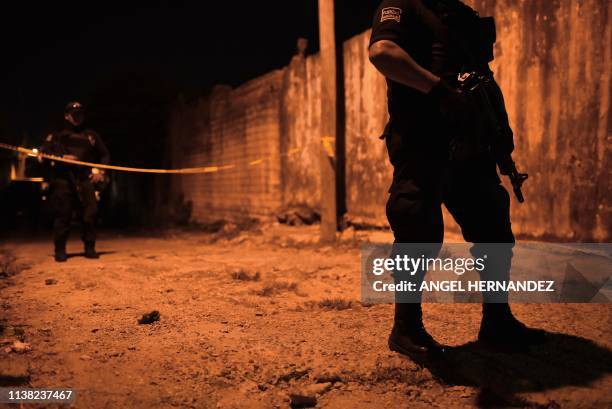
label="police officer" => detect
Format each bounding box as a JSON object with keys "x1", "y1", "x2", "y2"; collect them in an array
[
  {"x1": 368, "y1": 0, "x2": 544, "y2": 356},
  {"x1": 41, "y1": 102, "x2": 110, "y2": 262}
]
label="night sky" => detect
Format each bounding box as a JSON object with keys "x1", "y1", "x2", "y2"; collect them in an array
[{"x1": 1, "y1": 0, "x2": 381, "y2": 154}]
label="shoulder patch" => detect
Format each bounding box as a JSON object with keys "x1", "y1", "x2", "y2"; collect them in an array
[
  {"x1": 87, "y1": 133, "x2": 96, "y2": 146},
  {"x1": 46, "y1": 134, "x2": 54, "y2": 142},
  {"x1": 381, "y1": 7, "x2": 402, "y2": 23}
]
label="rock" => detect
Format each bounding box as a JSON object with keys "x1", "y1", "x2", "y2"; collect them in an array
[
  {"x1": 303, "y1": 382, "x2": 332, "y2": 395},
  {"x1": 230, "y1": 269, "x2": 260, "y2": 282},
  {"x1": 80, "y1": 354, "x2": 92, "y2": 361},
  {"x1": 313, "y1": 370, "x2": 344, "y2": 383},
  {"x1": 231, "y1": 236, "x2": 249, "y2": 244},
  {"x1": 275, "y1": 368, "x2": 309, "y2": 384},
  {"x1": 288, "y1": 382, "x2": 331, "y2": 408},
  {"x1": 138, "y1": 310, "x2": 160, "y2": 324},
  {"x1": 289, "y1": 392, "x2": 317, "y2": 408},
  {"x1": 45, "y1": 278, "x2": 58, "y2": 285},
  {"x1": 3, "y1": 340, "x2": 31, "y2": 353}
]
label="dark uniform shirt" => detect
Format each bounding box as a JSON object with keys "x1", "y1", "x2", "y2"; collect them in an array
[
  {"x1": 41, "y1": 125, "x2": 110, "y2": 180},
  {"x1": 370, "y1": 0, "x2": 495, "y2": 127},
  {"x1": 369, "y1": 0, "x2": 504, "y2": 194}
]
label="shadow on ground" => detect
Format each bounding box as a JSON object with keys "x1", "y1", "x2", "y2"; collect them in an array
[
  {"x1": 415, "y1": 331, "x2": 612, "y2": 408},
  {"x1": 65, "y1": 250, "x2": 116, "y2": 259}
]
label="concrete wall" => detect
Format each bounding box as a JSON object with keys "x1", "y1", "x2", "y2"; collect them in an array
[
  {"x1": 343, "y1": 31, "x2": 391, "y2": 227},
  {"x1": 168, "y1": 70, "x2": 285, "y2": 222},
  {"x1": 168, "y1": 0, "x2": 610, "y2": 241},
  {"x1": 168, "y1": 53, "x2": 323, "y2": 223},
  {"x1": 469, "y1": 0, "x2": 611, "y2": 241},
  {"x1": 279, "y1": 54, "x2": 323, "y2": 211}
]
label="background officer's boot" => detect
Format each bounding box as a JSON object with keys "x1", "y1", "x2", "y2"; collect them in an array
[
  {"x1": 388, "y1": 303, "x2": 445, "y2": 358},
  {"x1": 54, "y1": 241, "x2": 68, "y2": 262},
  {"x1": 84, "y1": 241, "x2": 99, "y2": 259},
  {"x1": 478, "y1": 303, "x2": 546, "y2": 351}
]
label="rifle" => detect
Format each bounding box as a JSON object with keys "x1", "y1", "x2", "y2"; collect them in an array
[
  {"x1": 457, "y1": 72, "x2": 528, "y2": 203},
  {"x1": 503, "y1": 160, "x2": 528, "y2": 203}
]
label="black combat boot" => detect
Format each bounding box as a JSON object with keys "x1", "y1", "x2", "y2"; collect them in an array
[
  {"x1": 388, "y1": 303, "x2": 445, "y2": 358},
  {"x1": 54, "y1": 241, "x2": 68, "y2": 262},
  {"x1": 478, "y1": 303, "x2": 546, "y2": 351},
  {"x1": 84, "y1": 241, "x2": 99, "y2": 259}
]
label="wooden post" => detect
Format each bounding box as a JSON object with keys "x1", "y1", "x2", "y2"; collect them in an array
[{"x1": 318, "y1": 0, "x2": 337, "y2": 243}]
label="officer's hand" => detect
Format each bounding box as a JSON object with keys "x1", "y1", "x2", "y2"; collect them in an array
[
  {"x1": 428, "y1": 80, "x2": 475, "y2": 126},
  {"x1": 497, "y1": 154, "x2": 516, "y2": 176},
  {"x1": 90, "y1": 167, "x2": 105, "y2": 184},
  {"x1": 31, "y1": 148, "x2": 43, "y2": 163},
  {"x1": 90, "y1": 172, "x2": 105, "y2": 184}
]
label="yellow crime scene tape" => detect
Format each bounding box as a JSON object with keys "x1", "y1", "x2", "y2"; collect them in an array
[{"x1": 0, "y1": 138, "x2": 335, "y2": 180}]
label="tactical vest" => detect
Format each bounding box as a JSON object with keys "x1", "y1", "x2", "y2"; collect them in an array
[{"x1": 426, "y1": 0, "x2": 497, "y2": 75}]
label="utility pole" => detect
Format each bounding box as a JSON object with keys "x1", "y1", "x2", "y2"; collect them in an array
[{"x1": 318, "y1": 0, "x2": 337, "y2": 243}]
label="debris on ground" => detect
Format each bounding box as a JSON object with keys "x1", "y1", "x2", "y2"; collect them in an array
[
  {"x1": 287, "y1": 381, "x2": 333, "y2": 408},
  {"x1": 45, "y1": 278, "x2": 58, "y2": 285},
  {"x1": 277, "y1": 206, "x2": 320, "y2": 226},
  {"x1": 312, "y1": 370, "x2": 345, "y2": 384},
  {"x1": 2, "y1": 340, "x2": 31, "y2": 354},
  {"x1": 256, "y1": 281, "x2": 299, "y2": 297},
  {"x1": 0, "y1": 249, "x2": 28, "y2": 278},
  {"x1": 193, "y1": 218, "x2": 262, "y2": 243},
  {"x1": 230, "y1": 269, "x2": 261, "y2": 282},
  {"x1": 138, "y1": 311, "x2": 160, "y2": 325},
  {"x1": 289, "y1": 391, "x2": 317, "y2": 408},
  {"x1": 314, "y1": 298, "x2": 354, "y2": 311}
]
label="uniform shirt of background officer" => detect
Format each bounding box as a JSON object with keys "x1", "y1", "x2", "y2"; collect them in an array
[
  {"x1": 41, "y1": 102, "x2": 110, "y2": 261},
  {"x1": 43, "y1": 103, "x2": 110, "y2": 179}
]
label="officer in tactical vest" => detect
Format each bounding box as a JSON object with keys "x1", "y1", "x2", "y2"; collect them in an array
[
  {"x1": 41, "y1": 102, "x2": 110, "y2": 262},
  {"x1": 369, "y1": 0, "x2": 543, "y2": 356}
]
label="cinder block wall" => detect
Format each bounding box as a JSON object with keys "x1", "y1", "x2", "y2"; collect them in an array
[
  {"x1": 168, "y1": 70, "x2": 286, "y2": 222},
  {"x1": 168, "y1": 54, "x2": 323, "y2": 223},
  {"x1": 168, "y1": 0, "x2": 610, "y2": 241}
]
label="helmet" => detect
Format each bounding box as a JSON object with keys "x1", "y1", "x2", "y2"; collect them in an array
[
  {"x1": 64, "y1": 101, "x2": 85, "y2": 126},
  {"x1": 65, "y1": 101, "x2": 84, "y2": 114}
]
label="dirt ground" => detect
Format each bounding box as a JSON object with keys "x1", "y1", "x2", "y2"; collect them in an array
[{"x1": 1, "y1": 224, "x2": 611, "y2": 409}]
